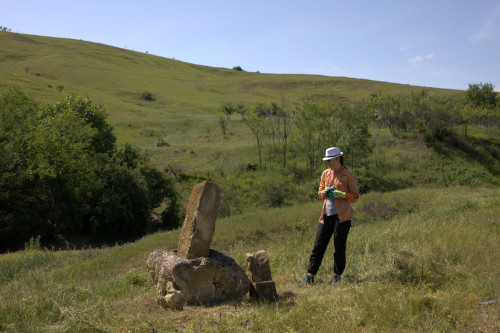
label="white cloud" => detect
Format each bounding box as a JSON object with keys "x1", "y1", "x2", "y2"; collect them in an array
[
  {"x1": 408, "y1": 54, "x2": 435, "y2": 64},
  {"x1": 470, "y1": 3, "x2": 500, "y2": 44}
]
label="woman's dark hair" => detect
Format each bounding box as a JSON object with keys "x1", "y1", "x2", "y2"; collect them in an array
[{"x1": 339, "y1": 155, "x2": 344, "y2": 166}]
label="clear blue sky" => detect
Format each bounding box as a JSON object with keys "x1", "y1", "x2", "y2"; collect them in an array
[{"x1": 2, "y1": 0, "x2": 500, "y2": 91}]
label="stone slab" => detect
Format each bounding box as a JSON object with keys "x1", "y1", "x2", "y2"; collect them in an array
[
  {"x1": 249, "y1": 281, "x2": 278, "y2": 302},
  {"x1": 177, "y1": 181, "x2": 222, "y2": 259},
  {"x1": 246, "y1": 250, "x2": 273, "y2": 282}
]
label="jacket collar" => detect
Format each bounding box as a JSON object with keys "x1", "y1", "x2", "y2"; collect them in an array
[{"x1": 329, "y1": 165, "x2": 345, "y2": 176}]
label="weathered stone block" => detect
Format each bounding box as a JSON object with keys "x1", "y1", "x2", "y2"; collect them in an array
[
  {"x1": 146, "y1": 249, "x2": 249, "y2": 310},
  {"x1": 177, "y1": 181, "x2": 222, "y2": 259},
  {"x1": 246, "y1": 250, "x2": 272, "y2": 282},
  {"x1": 249, "y1": 281, "x2": 278, "y2": 301},
  {"x1": 246, "y1": 250, "x2": 278, "y2": 302}
]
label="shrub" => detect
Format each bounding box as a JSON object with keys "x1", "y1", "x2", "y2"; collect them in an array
[
  {"x1": 125, "y1": 269, "x2": 147, "y2": 286},
  {"x1": 0, "y1": 87, "x2": 55, "y2": 251},
  {"x1": 160, "y1": 196, "x2": 183, "y2": 230},
  {"x1": 0, "y1": 87, "x2": 180, "y2": 250},
  {"x1": 232, "y1": 66, "x2": 243, "y2": 71},
  {"x1": 89, "y1": 162, "x2": 150, "y2": 239},
  {"x1": 253, "y1": 173, "x2": 296, "y2": 208},
  {"x1": 142, "y1": 91, "x2": 154, "y2": 101},
  {"x1": 140, "y1": 165, "x2": 175, "y2": 209},
  {"x1": 218, "y1": 185, "x2": 243, "y2": 218}
]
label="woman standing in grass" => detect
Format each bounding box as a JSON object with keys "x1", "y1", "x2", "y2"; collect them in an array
[{"x1": 301, "y1": 147, "x2": 360, "y2": 285}]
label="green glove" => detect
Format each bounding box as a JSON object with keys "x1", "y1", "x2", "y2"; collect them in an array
[
  {"x1": 333, "y1": 190, "x2": 346, "y2": 199},
  {"x1": 327, "y1": 190, "x2": 336, "y2": 199},
  {"x1": 322, "y1": 186, "x2": 333, "y2": 195}
]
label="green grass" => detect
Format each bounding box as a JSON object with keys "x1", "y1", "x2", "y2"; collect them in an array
[
  {"x1": 0, "y1": 32, "x2": 465, "y2": 167},
  {"x1": 1, "y1": 187, "x2": 498, "y2": 332},
  {"x1": 3, "y1": 31, "x2": 494, "y2": 200}
]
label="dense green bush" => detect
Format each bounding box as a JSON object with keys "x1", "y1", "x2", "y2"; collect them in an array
[
  {"x1": 0, "y1": 87, "x2": 53, "y2": 249},
  {"x1": 89, "y1": 162, "x2": 150, "y2": 238},
  {"x1": 0, "y1": 87, "x2": 180, "y2": 251},
  {"x1": 160, "y1": 196, "x2": 183, "y2": 230}
]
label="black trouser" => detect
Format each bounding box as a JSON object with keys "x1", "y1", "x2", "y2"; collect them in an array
[{"x1": 307, "y1": 215, "x2": 351, "y2": 276}]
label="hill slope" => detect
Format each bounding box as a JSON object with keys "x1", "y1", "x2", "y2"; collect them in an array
[
  {"x1": 2, "y1": 31, "x2": 498, "y2": 202},
  {"x1": 0, "y1": 32, "x2": 463, "y2": 142}
]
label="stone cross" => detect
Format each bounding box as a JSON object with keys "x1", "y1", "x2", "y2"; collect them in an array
[{"x1": 177, "y1": 181, "x2": 222, "y2": 259}]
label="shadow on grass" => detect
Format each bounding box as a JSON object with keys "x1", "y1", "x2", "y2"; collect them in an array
[
  {"x1": 245, "y1": 290, "x2": 297, "y2": 307},
  {"x1": 344, "y1": 275, "x2": 370, "y2": 284},
  {"x1": 432, "y1": 132, "x2": 500, "y2": 177}
]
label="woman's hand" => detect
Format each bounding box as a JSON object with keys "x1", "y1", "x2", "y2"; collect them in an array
[
  {"x1": 333, "y1": 190, "x2": 346, "y2": 199},
  {"x1": 322, "y1": 186, "x2": 333, "y2": 194}
]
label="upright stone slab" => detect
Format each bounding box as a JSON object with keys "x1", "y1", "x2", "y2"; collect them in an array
[
  {"x1": 178, "y1": 181, "x2": 222, "y2": 259},
  {"x1": 246, "y1": 250, "x2": 278, "y2": 302},
  {"x1": 246, "y1": 250, "x2": 272, "y2": 282}
]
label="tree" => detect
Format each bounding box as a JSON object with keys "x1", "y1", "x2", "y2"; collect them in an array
[
  {"x1": 219, "y1": 116, "x2": 227, "y2": 135},
  {"x1": 291, "y1": 101, "x2": 371, "y2": 174},
  {"x1": 0, "y1": 87, "x2": 48, "y2": 250},
  {"x1": 466, "y1": 83, "x2": 498, "y2": 109},
  {"x1": 241, "y1": 101, "x2": 295, "y2": 168},
  {"x1": 335, "y1": 104, "x2": 371, "y2": 170},
  {"x1": 365, "y1": 94, "x2": 401, "y2": 133},
  {"x1": 0, "y1": 87, "x2": 180, "y2": 250},
  {"x1": 278, "y1": 98, "x2": 295, "y2": 168},
  {"x1": 160, "y1": 194, "x2": 182, "y2": 230},
  {"x1": 28, "y1": 101, "x2": 100, "y2": 232},
  {"x1": 243, "y1": 104, "x2": 269, "y2": 165},
  {"x1": 220, "y1": 103, "x2": 236, "y2": 120},
  {"x1": 47, "y1": 95, "x2": 116, "y2": 154},
  {"x1": 89, "y1": 161, "x2": 150, "y2": 238},
  {"x1": 291, "y1": 102, "x2": 334, "y2": 175},
  {"x1": 91, "y1": 144, "x2": 180, "y2": 237},
  {"x1": 465, "y1": 83, "x2": 499, "y2": 134}
]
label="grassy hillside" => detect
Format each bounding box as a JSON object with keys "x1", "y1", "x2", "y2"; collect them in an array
[
  {"x1": 0, "y1": 32, "x2": 464, "y2": 106},
  {"x1": 3, "y1": 32, "x2": 483, "y2": 174},
  {"x1": 2, "y1": 32, "x2": 498, "y2": 197},
  {"x1": 2, "y1": 30, "x2": 499, "y2": 219},
  {"x1": 0, "y1": 32, "x2": 464, "y2": 149},
  {"x1": 2, "y1": 32, "x2": 484, "y2": 182},
  {"x1": 0, "y1": 187, "x2": 498, "y2": 332}
]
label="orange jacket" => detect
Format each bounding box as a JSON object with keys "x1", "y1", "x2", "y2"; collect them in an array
[{"x1": 318, "y1": 166, "x2": 360, "y2": 223}]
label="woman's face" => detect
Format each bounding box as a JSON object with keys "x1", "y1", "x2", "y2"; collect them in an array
[{"x1": 326, "y1": 157, "x2": 341, "y2": 169}]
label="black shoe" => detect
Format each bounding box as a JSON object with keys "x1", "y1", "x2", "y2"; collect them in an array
[
  {"x1": 329, "y1": 274, "x2": 341, "y2": 284},
  {"x1": 300, "y1": 274, "x2": 315, "y2": 285}
]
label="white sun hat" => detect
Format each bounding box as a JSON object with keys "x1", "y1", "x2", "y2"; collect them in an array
[{"x1": 322, "y1": 147, "x2": 343, "y2": 160}]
